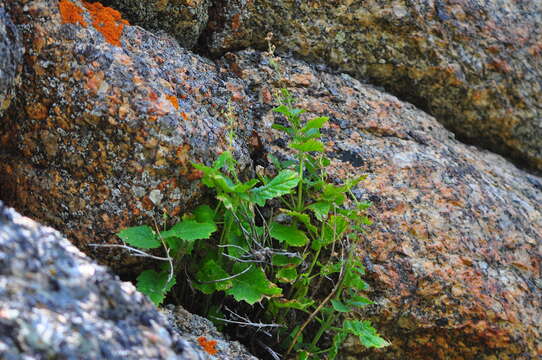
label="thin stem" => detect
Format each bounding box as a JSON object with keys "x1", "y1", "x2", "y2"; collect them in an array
[{"x1": 285, "y1": 256, "x2": 348, "y2": 356}]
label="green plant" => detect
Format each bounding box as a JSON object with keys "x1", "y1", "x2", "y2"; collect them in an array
[{"x1": 117, "y1": 89, "x2": 389, "y2": 358}]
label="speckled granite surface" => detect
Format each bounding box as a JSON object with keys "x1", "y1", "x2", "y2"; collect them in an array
[
  {"x1": 0, "y1": 0, "x2": 23, "y2": 116},
  {"x1": 0, "y1": 201, "x2": 211, "y2": 359},
  {"x1": 103, "y1": 0, "x2": 210, "y2": 49},
  {"x1": 218, "y1": 49, "x2": 542, "y2": 359},
  {"x1": 0, "y1": 0, "x2": 254, "y2": 271},
  {"x1": 207, "y1": 0, "x2": 542, "y2": 172}
]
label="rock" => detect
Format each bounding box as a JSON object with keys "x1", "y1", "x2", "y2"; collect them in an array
[
  {"x1": 0, "y1": 0, "x2": 23, "y2": 116},
  {"x1": 207, "y1": 0, "x2": 542, "y2": 172},
  {"x1": 162, "y1": 305, "x2": 258, "y2": 360},
  {"x1": 0, "y1": 0, "x2": 255, "y2": 271},
  {"x1": 102, "y1": 0, "x2": 210, "y2": 49},
  {"x1": 0, "y1": 201, "x2": 210, "y2": 359},
  {"x1": 219, "y1": 49, "x2": 542, "y2": 359}
]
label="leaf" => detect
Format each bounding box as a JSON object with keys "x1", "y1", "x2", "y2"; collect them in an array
[
  {"x1": 250, "y1": 169, "x2": 299, "y2": 206},
  {"x1": 233, "y1": 178, "x2": 259, "y2": 192},
  {"x1": 346, "y1": 295, "x2": 374, "y2": 307},
  {"x1": 276, "y1": 267, "x2": 297, "y2": 283},
  {"x1": 272, "y1": 124, "x2": 292, "y2": 135},
  {"x1": 216, "y1": 194, "x2": 234, "y2": 210},
  {"x1": 328, "y1": 331, "x2": 348, "y2": 360},
  {"x1": 193, "y1": 205, "x2": 216, "y2": 223},
  {"x1": 161, "y1": 219, "x2": 216, "y2": 242},
  {"x1": 270, "y1": 222, "x2": 309, "y2": 247},
  {"x1": 281, "y1": 209, "x2": 317, "y2": 233},
  {"x1": 226, "y1": 264, "x2": 282, "y2": 305},
  {"x1": 331, "y1": 299, "x2": 352, "y2": 313},
  {"x1": 272, "y1": 254, "x2": 303, "y2": 266},
  {"x1": 344, "y1": 271, "x2": 369, "y2": 291},
  {"x1": 312, "y1": 215, "x2": 348, "y2": 251},
  {"x1": 194, "y1": 259, "x2": 232, "y2": 294},
  {"x1": 343, "y1": 320, "x2": 390, "y2": 348},
  {"x1": 117, "y1": 226, "x2": 160, "y2": 249},
  {"x1": 272, "y1": 297, "x2": 314, "y2": 310},
  {"x1": 212, "y1": 151, "x2": 235, "y2": 170},
  {"x1": 136, "y1": 269, "x2": 176, "y2": 305},
  {"x1": 289, "y1": 139, "x2": 325, "y2": 153},
  {"x1": 301, "y1": 116, "x2": 328, "y2": 132},
  {"x1": 307, "y1": 201, "x2": 331, "y2": 221}
]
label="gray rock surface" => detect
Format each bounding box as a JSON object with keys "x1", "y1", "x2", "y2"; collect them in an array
[
  {"x1": 162, "y1": 305, "x2": 258, "y2": 360},
  {"x1": 219, "y1": 49, "x2": 542, "y2": 359},
  {"x1": 0, "y1": 0, "x2": 23, "y2": 116},
  {"x1": 0, "y1": 0, "x2": 255, "y2": 271},
  {"x1": 0, "y1": 201, "x2": 210, "y2": 360},
  {"x1": 207, "y1": 0, "x2": 542, "y2": 172},
  {"x1": 103, "y1": 0, "x2": 211, "y2": 49}
]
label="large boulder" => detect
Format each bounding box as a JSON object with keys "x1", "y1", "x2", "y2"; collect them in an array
[
  {"x1": 0, "y1": 201, "x2": 207, "y2": 359},
  {"x1": 102, "y1": 0, "x2": 211, "y2": 49},
  {"x1": 219, "y1": 49, "x2": 542, "y2": 359},
  {"x1": 0, "y1": 0, "x2": 23, "y2": 116},
  {"x1": 0, "y1": 0, "x2": 255, "y2": 270},
  {"x1": 207, "y1": 0, "x2": 542, "y2": 172}
]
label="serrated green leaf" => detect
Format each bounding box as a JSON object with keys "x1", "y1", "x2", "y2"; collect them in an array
[
  {"x1": 193, "y1": 205, "x2": 216, "y2": 223},
  {"x1": 160, "y1": 220, "x2": 216, "y2": 242},
  {"x1": 343, "y1": 320, "x2": 390, "y2": 348},
  {"x1": 320, "y1": 261, "x2": 343, "y2": 276},
  {"x1": 281, "y1": 209, "x2": 317, "y2": 233},
  {"x1": 212, "y1": 151, "x2": 235, "y2": 170},
  {"x1": 233, "y1": 178, "x2": 260, "y2": 192},
  {"x1": 250, "y1": 169, "x2": 299, "y2": 206},
  {"x1": 344, "y1": 272, "x2": 369, "y2": 291},
  {"x1": 272, "y1": 297, "x2": 315, "y2": 310},
  {"x1": 312, "y1": 215, "x2": 348, "y2": 250},
  {"x1": 272, "y1": 124, "x2": 292, "y2": 134},
  {"x1": 301, "y1": 116, "x2": 328, "y2": 133},
  {"x1": 226, "y1": 264, "x2": 282, "y2": 305},
  {"x1": 117, "y1": 226, "x2": 160, "y2": 249},
  {"x1": 307, "y1": 201, "x2": 331, "y2": 221},
  {"x1": 194, "y1": 259, "x2": 232, "y2": 294},
  {"x1": 136, "y1": 269, "x2": 176, "y2": 305},
  {"x1": 276, "y1": 267, "x2": 297, "y2": 283},
  {"x1": 289, "y1": 139, "x2": 325, "y2": 153},
  {"x1": 331, "y1": 299, "x2": 352, "y2": 313},
  {"x1": 271, "y1": 254, "x2": 303, "y2": 267},
  {"x1": 346, "y1": 295, "x2": 374, "y2": 307},
  {"x1": 270, "y1": 222, "x2": 309, "y2": 247},
  {"x1": 328, "y1": 331, "x2": 348, "y2": 360},
  {"x1": 211, "y1": 173, "x2": 236, "y2": 192},
  {"x1": 216, "y1": 194, "x2": 234, "y2": 210}
]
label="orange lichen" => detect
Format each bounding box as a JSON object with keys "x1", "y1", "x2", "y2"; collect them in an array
[
  {"x1": 181, "y1": 112, "x2": 189, "y2": 121},
  {"x1": 197, "y1": 336, "x2": 218, "y2": 355},
  {"x1": 58, "y1": 0, "x2": 129, "y2": 46},
  {"x1": 166, "y1": 95, "x2": 179, "y2": 109},
  {"x1": 59, "y1": 0, "x2": 87, "y2": 26},
  {"x1": 83, "y1": 1, "x2": 129, "y2": 46}
]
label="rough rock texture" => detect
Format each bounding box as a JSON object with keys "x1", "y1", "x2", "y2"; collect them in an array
[
  {"x1": 0, "y1": 201, "x2": 211, "y2": 359},
  {"x1": 0, "y1": 0, "x2": 255, "y2": 271},
  {"x1": 208, "y1": 0, "x2": 542, "y2": 172},
  {"x1": 103, "y1": 0, "x2": 210, "y2": 49},
  {"x1": 0, "y1": 0, "x2": 23, "y2": 116},
  {"x1": 219, "y1": 50, "x2": 542, "y2": 359},
  {"x1": 162, "y1": 305, "x2": 258, "y2": 360}
]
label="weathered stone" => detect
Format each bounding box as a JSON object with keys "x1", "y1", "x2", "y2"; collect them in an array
[
  {"x1": 208, "y1": 0, "x2": 542, "y2": 172},
  {"x1": 0, "y1": 0, "x2": 23, "y2": 116},
  {"x1": 103, "y1": 0, "x2": 210, "y2": 49},
  {"x1": 219, "y1": 49, "x2": 542, "y2": 359},
  {"x1": 0, "y1": 201, "x2": 210, "y2": 359},
  {"x1": 0, "y1": 0, "x2": 255, "y2": 271},
  {"x1": 162, "y1": 305, "x2": 258, "y2": 360}
]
